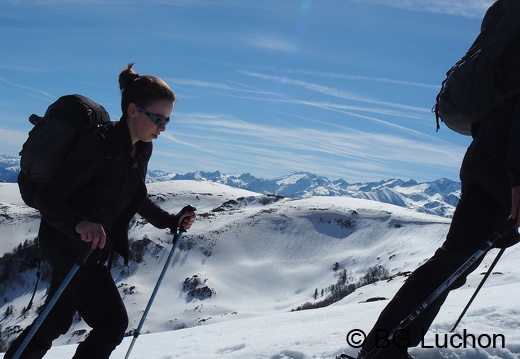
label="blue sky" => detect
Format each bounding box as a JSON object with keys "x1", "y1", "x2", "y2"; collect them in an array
[{"x1": 0, "y1": 0, "x2": 495, "y2": 182}]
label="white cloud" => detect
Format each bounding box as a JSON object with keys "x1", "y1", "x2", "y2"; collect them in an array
[
  {"x1": 169, "y1": 79, "x2": 235, "y2": 91},
  {"x1": 280, "y1": 69, "x2": 439, "y2": 90},
  {"x1": 231, "y1": 72, "x2": 432, "y2": 136},
  {"x1": 351, "y1": 0, "x2": 494, "y2": 18},
  {"x1": 159, "y1": 111, "x2": 465, "y2": 181},
  {"x1": 0, "y1": 78, "x2": 54, "y2": 100},
  {"x1": 237, "y1": 70, "x2": 427, "y2": 111},
  {"x1": 241, "y1": 33, "x2": 299, "y2": 52}
]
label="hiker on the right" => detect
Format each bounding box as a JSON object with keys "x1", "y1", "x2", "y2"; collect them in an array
[{"x1": 356, "y1": 1, "x2": 520, "y2": 358}]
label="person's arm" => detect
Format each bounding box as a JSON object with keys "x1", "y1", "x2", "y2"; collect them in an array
[
  {"x1": 137, "y1": 198, "x2": 196, "y2": 232},
  {"x1": 134, "y1": 142, "x2": 195, "y2": 231}
]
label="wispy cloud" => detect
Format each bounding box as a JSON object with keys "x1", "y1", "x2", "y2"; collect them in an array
[
  {"x1": 5, "y1": 0, "x2": 228, "y2": 5},
  {"x1": 170, "y1": 79, "x2": 236, "y2": 91},
  {"x1": 241, "y1": 32, "x2": 299, "y2": 52},
  {"x1": 0, "y1": 78, "x2": 54, "y2": 100},
  {"x1": 229, "y1": 75, "x2": 433, "y2": 138},
  {"x1": 156, "y1": 111, "x2": 465, "y2": 181},
  {"x1": 350, "y1": 0, "x2": 494, "y2": 18},
  {"x1": 279, "y1": 69, "x2": 439, "y2": 90},
  {"x1": 169, "y1": 71, "x2": 434, "y2": 126},
  {"x1": 1, "y1": 0, "x2": 471, "y2": 182},
  {"x1": 237, "y1": 70, "x2": 428, "y2": 112},
  {"x1": 156, "y1": 71, "x2": 456, "y2": 180}
]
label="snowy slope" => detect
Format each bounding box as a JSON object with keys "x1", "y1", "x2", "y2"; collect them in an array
[{"x1": 0, "y1": 181, "x2": 519, "y2": 359}]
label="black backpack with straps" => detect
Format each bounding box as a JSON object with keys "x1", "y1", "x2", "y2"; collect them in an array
[
  {"x1": 433, "y1": 0, "x2": 520, "y2": 135},
  {"x1": 18, "y1": 94, "x2": 112, "y2": 208}
]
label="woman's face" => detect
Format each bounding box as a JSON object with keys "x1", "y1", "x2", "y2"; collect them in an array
[{"x1": 128, "y1": 99, "x2": 174, "y2": 144}]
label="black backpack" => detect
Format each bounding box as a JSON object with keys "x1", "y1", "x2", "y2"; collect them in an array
[
  {"x1": 18, "y1": 94, "x2": 112, "y2": 208},
  {"x1": 433, "y1": 0, "x2": 520, "y2": 135}
]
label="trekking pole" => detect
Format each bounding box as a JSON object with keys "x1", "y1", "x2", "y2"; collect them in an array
[
  {"x1": 24, "y1": 257, "x2": 41, "y2": 311},
  {"x1": 12, "y1": 243, "x2": 93, "y2": 359},
  {"x1": 449, "y1": 246, "x2": 506, "y2": 332},
  {"x1": 23, "y1": 238, "x2": 41, "y2": 311},
  {"x1": 362, "y1": 216, "x2": 516, "y2": 359},
  {"x1": 124, "y1": 205, "x2": 196, "y2": 359}
]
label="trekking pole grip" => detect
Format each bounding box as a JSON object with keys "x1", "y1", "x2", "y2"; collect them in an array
[
  {"x1": 178, "y1": 204, "x2": 197, "y2": 232},
  {"x1": 494, "y1": 216, "x2": 517, "y2": 239},
  {"x1": 75, "y1": 242, "x2": 93, "y2": 267}
]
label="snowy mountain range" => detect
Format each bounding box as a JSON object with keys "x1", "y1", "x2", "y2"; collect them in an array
[
  {"x1": 0, "y1": 155, "x2": 19, "y2": 183},
  {"x1": 0, "y1": 155, "x2": 460, "y2": 218},
  {"x1": 0, "y1": 180, "x2": 519, "y2": 359}
]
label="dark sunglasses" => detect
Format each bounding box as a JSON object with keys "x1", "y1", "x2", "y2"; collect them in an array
[{"x1": 135, "y1": 104, "x2": 170, "y2": 126}]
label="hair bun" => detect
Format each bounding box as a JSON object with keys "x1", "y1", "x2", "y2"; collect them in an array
[{"x1": 118, "y1": 63, "x2": 140, "y2": 91}]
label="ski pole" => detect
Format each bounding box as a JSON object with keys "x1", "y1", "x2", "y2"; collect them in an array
[
  {"x1": 449, "y1": 246, "x2": 506, "y2": 332},
  {"x1": 362, "y1": 216, "x2": 516, "y2": 359},
  {"x1": 124, "y1": 205, "x2": 196, "y2": 359},
  {"x1": 12, "y1": 243, "x2": 92, "y2": 359},
  {"x1": 24, "y1": 257, "x2": 41, "y2": 311},
  {"x1": 23, "y1": 238, "x2": 41, "y2": 311}
]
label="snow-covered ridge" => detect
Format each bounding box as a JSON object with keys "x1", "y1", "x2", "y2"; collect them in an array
[
  {"x1": 0, "y1": 155, "x2": 459, "y2": 218},
  {"x1": 150, "y1": 170, "x2": 460, "y2": 218}
]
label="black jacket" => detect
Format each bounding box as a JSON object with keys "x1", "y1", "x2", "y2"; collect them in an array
[
  {"x1": 470, "y1": 37, "x2": 520, "y2": 190},
  {"x1": 34, "y1": 119, "x2": 178, "y2": 264},
  {"x1": 468, "y1": 0, "x2": 520, "y2": 189}
]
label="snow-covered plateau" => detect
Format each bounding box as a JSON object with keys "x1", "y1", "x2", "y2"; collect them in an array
[{"x1": 0, "y1": 180, "x2": 518, "y2": 359}]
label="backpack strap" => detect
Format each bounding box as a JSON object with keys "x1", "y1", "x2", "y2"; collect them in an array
[{"x1": 92, "y1": 123, "x2": 116, "y2": 161}]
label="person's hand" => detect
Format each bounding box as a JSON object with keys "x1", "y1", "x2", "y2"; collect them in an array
[
  {"x1": 178, "y1": 210, "x2": 196, "y2": 230},
  {"x1": 75, "y1": 221, "x2": 107, "y2": 249},
  {"x1": 511, "y1": 186, "x2": 520, "y2": 227}
]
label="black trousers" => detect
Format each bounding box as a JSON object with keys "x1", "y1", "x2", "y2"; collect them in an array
[
  {"x1": 360, "y1": 144, "x2": 519, "y2": 358},
  {"x1": 5, "y1": 227, "x2": 128, "y2": 359}
]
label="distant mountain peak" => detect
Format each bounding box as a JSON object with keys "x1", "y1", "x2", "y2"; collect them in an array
[{"x1": 0, "y1": 154, "x2": 459, "y2": 217}]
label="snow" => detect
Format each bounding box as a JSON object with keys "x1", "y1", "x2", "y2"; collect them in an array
[
  {"x1": 0, "y1": 180, "x2": 519, "y2": 359},
  {"x1": 0, "y1": 183, "x2": 25, "y2": 206}
]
